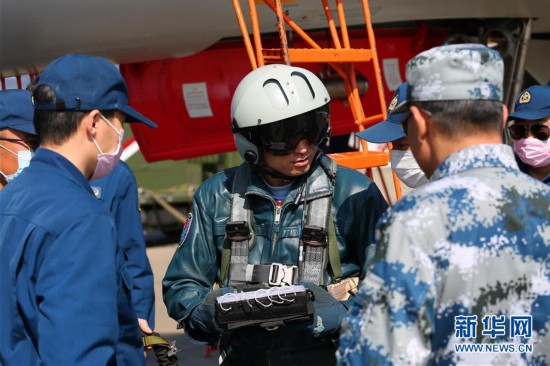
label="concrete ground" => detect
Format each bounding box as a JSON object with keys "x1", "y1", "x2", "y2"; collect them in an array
[{"x1": 145, "y1": 244, "x2": 217, "y2": 366}]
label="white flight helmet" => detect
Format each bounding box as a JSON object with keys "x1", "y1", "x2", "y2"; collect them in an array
[{"x1": 231, "y1": 64, "x2": 331, "y2": 165}]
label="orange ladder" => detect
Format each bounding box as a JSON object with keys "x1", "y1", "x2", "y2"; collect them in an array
[{"x1": 231, "y1": 0, "x2": 402, "y2": 201}]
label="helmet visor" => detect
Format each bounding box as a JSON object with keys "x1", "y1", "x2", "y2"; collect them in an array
[{"x1": 256, "y1": 106, "x2": 330, "y2": 156}]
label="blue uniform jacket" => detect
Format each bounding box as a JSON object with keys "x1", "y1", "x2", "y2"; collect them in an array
[
  {"x1": 91, "y1": 161, "x2": 155, "y2": 328},
  {"x1": 0, "y1": 148, "x2": 143, "y2": 366}
]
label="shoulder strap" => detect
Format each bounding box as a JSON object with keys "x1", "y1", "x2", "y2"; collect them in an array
[
  {"x1": 321, "y1": 155, "x2": 342, "y2": 282},
  {"x1": 323, "y1": 155, "x2": 343, "y2": 282},
  {"x1": 221, "y1": 157, "x2": 343, "y2": 286},
  {"x1": 299, "y1": 155, "x2": 340, "y2": 285},
  {"x1": 318, "y1": 153, "x2": 337, "y2": 182},
  {"x1": 220, "y1": 163, "x2": 253, "y2": 286},
  {"x1": 300, "y1": 195, "x2": 331, "y2": 284}
]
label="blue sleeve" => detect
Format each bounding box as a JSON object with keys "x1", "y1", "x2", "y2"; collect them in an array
[
  {"x1": 358, "y1": 183, "x2": 390, "y2": 277},
  {"x1": 335, "y1": 173, "x2": 389, "y2": 280},
  {"x1": 112, "y1": 166, "x2": 155, "y2": 327},
  {"x1": 163, "y1": 187, "x2": 219, "y2": 328},
  {"x1": 36, "y1": 215, "x2": 119, "y2": 365}
]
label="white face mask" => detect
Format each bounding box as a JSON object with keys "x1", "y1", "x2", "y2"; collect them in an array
[
  {"x1": 390, "y1": 149, "x2": 428, "y2": 188},
  {"x1": 0, "y1": 145, "x2": 33, "y2": 183}
]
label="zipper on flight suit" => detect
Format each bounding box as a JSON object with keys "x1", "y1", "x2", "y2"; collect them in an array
[
  {"x1": 270, "y1": 182, "x2": 307, "y2": 258},
  {"x1": 246, "y1": 191, "x2": 286, "y2": 258},
  {"x1": 271, "y1": 203, "x2": 283, "y2": 256}
]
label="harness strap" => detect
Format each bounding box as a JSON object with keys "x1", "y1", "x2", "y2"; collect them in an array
[
  {"x1": 227, "y1": 163, "x2": 254, "y2": 286},
  {"x1": 299, "y1": 154, "x2": 338, "y2": 285},
  {"x1": 142, "y1": 333, "x2": 179, "y2": 363},
  {"x1": 223, "y1": 156, "x2": 343, "y2": 287},
  {"x1": 300, "y1": 196, "x2": 330, "y2": 284},
  {"x1": 143, "y1": 335, "x2": 171, "y2": 348},
  {"x1": 224, "y1": 164, "x2": 254, "y2": 286},
  {"x1": 229, "y1": 263, "x2": 298, "y2": 286}
]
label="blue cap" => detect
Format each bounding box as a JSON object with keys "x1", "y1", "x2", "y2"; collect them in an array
[
  {"x1": 33, "y1": 54, "x2": 157, "y2": 128},
  {"x1": 509, "y1": 85, "x2": 550, "y2": 121},
  {"x1": 0, "y1": 90, "x2": 36, "y2": 135},
  {"x1": 357, "y1": 82, "x2": 408, "y2": 143}
]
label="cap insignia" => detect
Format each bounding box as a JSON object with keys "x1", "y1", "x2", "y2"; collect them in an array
[
  {"x1": 389, "y1": 93, "x2": 399, "y2": 111},
  {"x1": 519, "y1": 91, "x2": 531, "y2": 104}
]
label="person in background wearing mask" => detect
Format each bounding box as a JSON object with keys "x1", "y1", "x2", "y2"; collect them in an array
[
  {"x1": 0, "y1": 54, "x2": 157, "y2": 366},
  {"x1": 356, "y1": 82, "x2": 428, "y2": 189},
  {"x1": 508, "y1": 85, "x2": 550, "y2": 185},
  {"x1": 0, "y1": 90, "x2": 37, "y2": 189}
]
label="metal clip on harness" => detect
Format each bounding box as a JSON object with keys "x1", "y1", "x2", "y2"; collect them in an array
[
  {"x1": 226, "y1": 221, "x2": 251, "y2": 241},
  {"x1": 301, "y1": 225, "x2": 328, "y2": 246},
  {"x1": 268, "y1": 263, "x2": 298, "y2": 286}
]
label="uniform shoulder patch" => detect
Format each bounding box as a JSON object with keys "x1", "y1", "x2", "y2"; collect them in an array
[
  {"x1": 519, "y1": 91, "x2": 531, "y2": 104},
  {"x1": 179, "y1": 213, "x2": 194, "y2": 247}
]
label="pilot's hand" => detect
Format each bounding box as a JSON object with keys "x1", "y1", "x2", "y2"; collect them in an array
[
  {"x1": 302, "y1": 282, "x2": 348, "y2": 337},
  {"x1": 186, "y1": 287, "x2": 235, "y2": 344}
]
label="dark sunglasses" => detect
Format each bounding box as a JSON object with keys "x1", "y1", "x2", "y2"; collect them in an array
[
  {"x1": 254, "y1": 107, "x2": 330, "y2": 156},
  {"x1": 508, "y1": 123, "x2": 550, "y2": 141},
  {"x1": 0, "y1": 136, "x2": 39, "y2": 150}
]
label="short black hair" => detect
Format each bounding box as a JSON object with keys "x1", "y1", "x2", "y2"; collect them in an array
[
  {"x1": 33, "y1": 85, "x2": 115, "y2": 145},
  {"x1": 413, "y1": 100, "x2": 503, "y2": 138}
]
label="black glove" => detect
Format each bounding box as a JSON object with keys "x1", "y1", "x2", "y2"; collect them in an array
[
  {"x1": 302, "y1": 282, "x2": 348, "y2": 337},
  {"x1": 185, "y1": 287, "x2": 234, "y2": 345},
  {"x1": 143, "y1": 332, "x2": 178, "y2": 366}
]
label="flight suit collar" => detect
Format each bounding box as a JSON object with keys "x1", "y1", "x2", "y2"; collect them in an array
[{"x1": 245, "y1": 155, "x2": 334, "y2": 204}]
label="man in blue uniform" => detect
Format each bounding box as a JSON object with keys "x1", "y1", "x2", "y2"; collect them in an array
[
  {"x1": 337, "y1": 44, "x2": 550, "y2": 365},
  {"x1": 507, "y1": 85, "x2": 550, "y2": 185},
  {"x1": 0, "y1": 54, "x2": 157, "y2": 365},
  {"x1": 0, "y1": 89, "x2": 37, "y2": 189},
  {"x1": 356, "y1": 82, "x2": 428, "y2": 189},
  {"x1": 91, "y1": 160, "x2": 156, "y2": 332},
  {"x1": 163, "y1": 64, "x2": 388, "y2": 365}
]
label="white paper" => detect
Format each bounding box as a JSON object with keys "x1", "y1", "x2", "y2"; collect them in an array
[
  {"x1": 382, "y1": 58, "x2": 403, "y2": 91},
  {"x1": 182, "y1": 82, "x2": 213, "y2": 118}
]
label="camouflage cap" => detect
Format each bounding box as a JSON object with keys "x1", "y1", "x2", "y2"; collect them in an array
[{"x1": 392, "y1": 44, "x2": 504, "y2": 113}]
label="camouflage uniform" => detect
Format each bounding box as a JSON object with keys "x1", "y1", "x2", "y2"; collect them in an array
[
  {"x1": 337, "y1": 44, "x2": 550, "y2": 365},
  {"x1": 337, "y1": 143, "x2": 550, "y2": 365}
]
